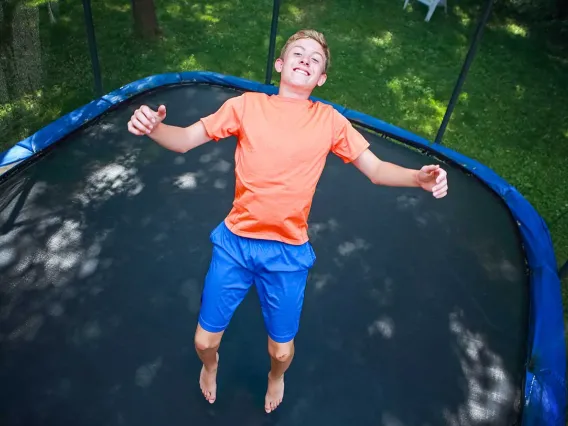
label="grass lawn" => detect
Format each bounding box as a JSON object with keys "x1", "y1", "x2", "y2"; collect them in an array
[{"x1": 1, "y1": 0, "x2": 567, "y2": 311}]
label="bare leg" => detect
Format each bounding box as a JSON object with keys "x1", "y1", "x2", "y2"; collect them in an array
[
  {"x1": 265, "y1": 337, "x2": 295, "y2": 413},
  {"x1": 194, "y1": 324, "x2": 224, "y2": 403}
]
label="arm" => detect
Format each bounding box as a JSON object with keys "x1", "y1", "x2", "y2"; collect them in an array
[
  {"x1": 147, "y1": 121, "x2": 210, "y2": 153},
  {"x1": 128, "y1": 105, "x2": 211, "y2": 153},
  {"x1": 353, "y1": 149, "x2": 448, "y2": 198},
  {"x1": 352, "y1": 149, "x2": 419, "y2": 187},
  {"x1": 331, "y1": 110, "x2": 448, "y2": 198}
]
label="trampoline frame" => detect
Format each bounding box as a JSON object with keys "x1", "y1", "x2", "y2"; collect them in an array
[{"x1": 0, "y1": 70, "x2": 566, "y2": 424}]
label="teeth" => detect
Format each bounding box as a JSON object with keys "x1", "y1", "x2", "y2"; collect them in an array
[{"x1": 295, "y1": 69, "x2": 309, "y2": 76}]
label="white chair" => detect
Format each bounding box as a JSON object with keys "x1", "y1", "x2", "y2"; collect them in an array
[{"x1": 403, "y1": 0, "x2": 448, "y2": 21}]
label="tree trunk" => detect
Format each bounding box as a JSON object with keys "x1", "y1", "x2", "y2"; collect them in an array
[
  {"x1": 0, "y1": 0, "x2": 23, "y2": 101},
  {"x1": 131, "y1": 0, "x2": 160, "y2": 39}
]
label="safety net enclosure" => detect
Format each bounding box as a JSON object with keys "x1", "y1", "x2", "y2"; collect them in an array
[{"x1": 0, "y1": 72, "x2": 565, "y2": 426}]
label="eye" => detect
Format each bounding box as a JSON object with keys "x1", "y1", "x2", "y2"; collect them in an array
[{"x1": 312, "y1": 58, "x2": 319, "y2": 63}]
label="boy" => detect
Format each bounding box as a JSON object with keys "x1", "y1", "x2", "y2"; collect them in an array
[{"x1": 127, "y1": 29, "x2": 448, "y2": 414}]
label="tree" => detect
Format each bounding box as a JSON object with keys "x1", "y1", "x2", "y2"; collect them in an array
[
  {"x1": 0, "y1": 0, "x2": 42, "y2": 102},
  {"x1": 0, "y1": 0, "x2": 23, "y2": 100},
  {"x1": 131, "y1": 0, "x2": 160, "y2": 39}
]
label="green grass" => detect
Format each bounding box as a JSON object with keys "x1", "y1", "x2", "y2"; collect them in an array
[{"x1": 1, "y1": 1, "x2": 567, "y2": 306}]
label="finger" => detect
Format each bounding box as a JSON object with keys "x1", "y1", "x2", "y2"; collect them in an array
[
  {"x1": 433, "y1": 184, "x2": 448, "y2": 194},
  {"x1": 135, "y1": 108, "x2": 154, "y2": 128},
  {"x1": 157, "y1": 104, "x2": 167, "y2": 118},
  {"x1": 422, "y1": 164, "x2": 440, "y2": 173},
  {"x1": 141, "y1": 105, "x2": 160, "y2": 123},
  {"x1": 134, "y1": 111, "x2": 153, "y2": 131},
  {"x1": 128, "y1": 121, "x2": 146, "y2": 135},
  {"x1": 434, "y1": 190, "x2": 447, "y2": 199},
  {"x1": 142, "y1": 104, "x2": 162, "y2": 124},
  {"x1": 131, "y1": 115, "x2": 151, "y2": 133},
  {"x1": 436, "y1": 169, "x2": 447, "y2": 183},
  {"x1": 127, "y1": 121, "x2": 144, "y2": 136},
  {"x1": 131, "y1": 116, "x2": 152, "y2": 134},
  {"x1": 432, "y1": 182, "x2": 448, "y2": 192},
  {"x1": 433, "y1": 187, "x2": 448, "y2": 198}
]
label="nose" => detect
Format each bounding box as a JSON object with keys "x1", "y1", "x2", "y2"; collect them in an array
[{"x1": 299, "y1": 57, "x2": 309, "y2": 66}]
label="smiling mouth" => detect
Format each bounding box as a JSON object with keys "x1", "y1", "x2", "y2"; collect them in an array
[{"x1": 293, "y1": 68, "x2": 310, "y2": 76}]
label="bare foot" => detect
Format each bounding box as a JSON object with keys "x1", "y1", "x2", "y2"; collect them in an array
[
  {"x1": 199, "y1": 353, "x2": 219, "y2": 404},
  {"x1": 265, "y1": 372, "x2": 284, "y2": 413}
]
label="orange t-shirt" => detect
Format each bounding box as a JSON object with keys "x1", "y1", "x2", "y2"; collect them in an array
[{"x1": 200, "y1": 92, "x2": 370, "y2": 245}]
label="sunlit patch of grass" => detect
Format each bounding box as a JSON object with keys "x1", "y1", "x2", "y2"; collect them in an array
[
  {"x1": 165, "y1": 3, "x2": 182, "y2": 16},
  {"x1": 453, "y1": 6, "x2": 471, "y2": 26},
  {"x1": 287, "y1": 4, "x2": 304, "y2": 22},
  {"x1": 191, "y1": 3, "x2": 221, "y2": 23},
  {"x1": 24, "y1": 0, "x2": 52, "y2": 7},
  {"x1": 0, "y1": 89, "x2": 64, "y2": 151},
  {"x1": 179, "y1": 55, "x2": 201, "y2": 70},
  {"x1": 426, "y1": 96, "x2": 447, "y2": 117},
  {"x1": 104, "y1": 3, "x2": 130, "y2": 13},
  {"x1": 514, "y1": 84, "x2": 525, "y2": 99},
  {"x1": 386, "y1": 76, "x2": 403, "y2": 94},
  {"x1": 0, "y1": 105, "x2": 10, "y2": 120},
  {"x1": 505, "y1": 21, "x2": 528, "y2": 38},
  {"x1": 369, "y1": 32, "x2": 393, "y2": 48}
]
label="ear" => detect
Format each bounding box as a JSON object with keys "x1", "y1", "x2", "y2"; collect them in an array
[
  {"x1": 274, "y1": 58, "x2": 283, "y2": 73},
  {"x1": 317, "y1": 73, "x2": 327, "y2": 87}
]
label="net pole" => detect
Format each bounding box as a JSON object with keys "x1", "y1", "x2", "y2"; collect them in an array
[
  {"x1": 82, "y1": 0, "x2": 103, "y2": 96},
  {"x1": 434, "y1": 0, "x2": 494, "y2": 144},
  {"x1": 265, "y1": 0, "x2": 281, "y2": 85}
]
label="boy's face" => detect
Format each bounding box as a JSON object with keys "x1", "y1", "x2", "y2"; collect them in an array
[{"x1": 275, "y1": 38, "x2": 327, "y2": 91}]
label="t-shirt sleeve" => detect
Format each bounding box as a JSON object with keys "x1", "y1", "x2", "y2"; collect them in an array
[
  {"x1": 199, "y1": 95, "x2": 245, "y2": 141},
  {"x1": 331, "y1": 110, "x2": 370, "y2": 163}
]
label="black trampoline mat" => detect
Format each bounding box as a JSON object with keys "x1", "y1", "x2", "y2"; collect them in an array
[{"x1": 0, "y1": 84, "x2": 529, "y2": 426}]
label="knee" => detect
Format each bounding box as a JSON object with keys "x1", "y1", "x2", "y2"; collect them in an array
[
  {"x1": 194, "y1": 328, "x2": 221, "y2": 352},
  {"x1": 268, "y1": 341, "x2": 294, "y2": 363},
  {"x1": 195, "y1": 334, "x2": 219, "y2": 352},
  {"x1": 272, "y1": 350, "x2": 292, "y2": 363}
]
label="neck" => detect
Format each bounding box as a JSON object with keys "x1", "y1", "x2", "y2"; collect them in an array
[{"x1": 277, "y1": 82, "x2": 312, "y2": 100}]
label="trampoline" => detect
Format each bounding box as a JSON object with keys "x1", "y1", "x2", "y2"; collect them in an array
[{"x1": 0, "y1": 72, "x2": 565, "y2": 426}]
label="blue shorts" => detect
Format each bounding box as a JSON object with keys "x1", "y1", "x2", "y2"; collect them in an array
[{"x1": 198, "y1": 221, "x2": 316, "y2": 343}]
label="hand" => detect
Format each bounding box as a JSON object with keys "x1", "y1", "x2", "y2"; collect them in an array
[
  {"x1": 417, "y1": 165, "x2": 448, "y2": 199},
  {"x1": 127, "y1": 104, "x2": 167, "y2": 135}
]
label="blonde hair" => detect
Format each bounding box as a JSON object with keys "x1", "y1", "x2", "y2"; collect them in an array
[{"x1": 279, "y1": 29, "x2": 330, "y2": 72}]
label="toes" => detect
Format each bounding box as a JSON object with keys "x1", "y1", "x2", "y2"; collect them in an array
[{"x1": 265, "y1": 396, "x2": 283, "y2": 413}]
